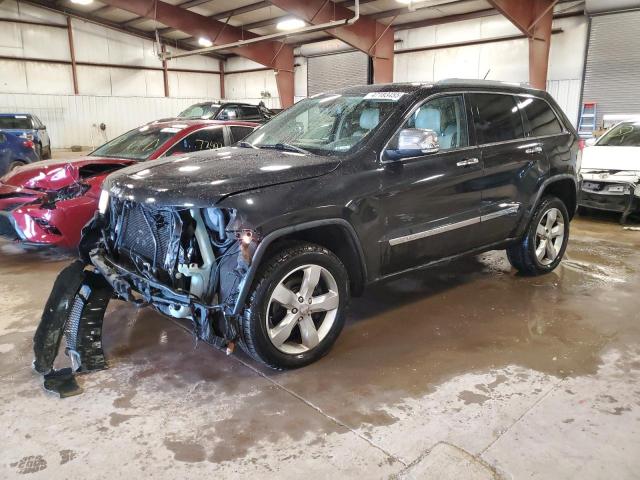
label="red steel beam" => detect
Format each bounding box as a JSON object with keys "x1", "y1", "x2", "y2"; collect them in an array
[
  {"x1": 98, "y1": 0, "x2": 295, "y2": 107},
  {"x1": 269, "y1": 0, "x2": 394, "y2": 84},
  {"x1": 66, "y1": 16, "x2": 79, "y2": 95},
  {"x1": 487, "y1": 0, "x2": 557, "y2": 90}
]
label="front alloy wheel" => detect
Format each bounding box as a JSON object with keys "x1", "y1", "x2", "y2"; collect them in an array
[
  {"x1": 240, "y1": 242, "x2": 349, "y2": 369},
  {"x1": 266, "y1": 264, "x2": 340, "y2": 354}
]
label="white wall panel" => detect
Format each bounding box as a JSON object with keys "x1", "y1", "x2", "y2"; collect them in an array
[
  {"x1": 21, "y1": 24, "x2": 70, "y2": 61},
  {"x1": 76, "y1": 66, "x2": 111, "y2": 96},
  {"x1": 110, "y1": 68, "x2": 148, "y2": 96},
  {"x1": 72, "y1": 19, "x2": 110, "y2": 64},
  {"x1": 11, "y1": 0, "x2": 66, "y2": 25},
  {"x1": 0, "y1": 94, "x2": 216, "y2": 148},
  {"x1": 0, "y1": 59, "x2": 27, "y2": 92},
  {"x1": 24, "y1": 63, "x2": 73, "y2": 95},
  {"x1": 168, "y1": 71, "x2": 221, "y2": 98},
  {"x1": 0, "y1": 22, "x2": 22, "y2": 56},
  {"x1": 224, "y1": 70, "x2": 280, "y2": 108},
  {"x1": 478, "y1": 39, "x2": 529, "y2": 82}
]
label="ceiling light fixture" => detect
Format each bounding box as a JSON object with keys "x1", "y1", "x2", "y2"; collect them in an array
[
  {"x1": 198, "y1": 37, "x2": 213, "y2": 47},
  {"x1": 71, "y1": 0, "x2": 94, "y2": 4},
  {"x1": 276, "y1": 18, "x2": 306, "y2": 31}
]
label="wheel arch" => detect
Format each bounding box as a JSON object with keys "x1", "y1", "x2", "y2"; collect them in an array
[
  {"x1": 232, "y1": 219, "x2": 367, "y2": 315},
  {"x1": 532, "y1": 174, "x2": 578, "y2": 218}
]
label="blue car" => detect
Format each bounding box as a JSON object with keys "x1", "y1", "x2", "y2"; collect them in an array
[
  {"x1": 0, "y1": 113, "x2": 51, "y2": 160},
  {"x1": 0, "y1": 130, "x2": 40, "y2": 176}
]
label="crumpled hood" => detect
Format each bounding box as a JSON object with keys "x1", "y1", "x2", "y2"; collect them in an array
[
  {"x1": 103, "y1": 146, "x2": 341, "y2": 207},
  {"x1": 581, "y1": 146, "x2": 639, "y2": 173},
  {"x1": 1, "y1": 156, "x2": 133, "y2": 191}
]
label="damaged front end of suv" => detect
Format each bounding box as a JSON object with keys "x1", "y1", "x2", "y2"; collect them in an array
[
  {"x1": 33, "y1": 139, "x2": 344, "y2": 394},
  {"x1": 87, "y1": 191, "x2": 257, "y2": 348}
]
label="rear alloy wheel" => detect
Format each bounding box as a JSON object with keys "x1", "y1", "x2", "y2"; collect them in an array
[
  {"x1": 240, "y1": 242, "x2": 349, "y2": 369},
  {"x1": 507, "y1": 195, "x2": 570, "y2": 276}
]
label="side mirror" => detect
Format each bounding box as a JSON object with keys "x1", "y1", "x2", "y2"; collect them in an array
[
  {"x1": 385, "y1": 128, "x2": 440, "y2": 160},
  {"x1": 585, "y1": 137, "x2": 597, "y2": 147}
]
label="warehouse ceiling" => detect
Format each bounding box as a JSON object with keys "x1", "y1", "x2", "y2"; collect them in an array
[{"x1": 27, "y1": 0, "x2": 586, "y2": 57}]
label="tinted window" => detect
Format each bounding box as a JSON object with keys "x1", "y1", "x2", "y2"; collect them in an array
[
  {"x1": 400, "y1": 95, "x2": 469, "y2": 150},
  {"x1": 468, "y1": 93, "x2": 524, "y2": 144},
  {"x1": 0, "y1": 116, "x2": 32, "y2": 130},
  {"x1": 0, "y1": 133, "x2": 6, "y2": 143},
  {"x1": 165, "y1": 127, "x2": 225, "y2": 156},
  {"x1": 230, "y1": 126, "x2": 255, "y2": 143},
  {"x1": 519, "y1": 97, "x2": 563, "y2": 137},
  {"x1": 239, "y1": 106, "x2": 261, "y2": 119}
]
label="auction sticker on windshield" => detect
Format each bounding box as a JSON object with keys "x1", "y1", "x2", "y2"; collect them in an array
[{"x1": 364, "y1": 92, "x2": 406, "y2": 101}]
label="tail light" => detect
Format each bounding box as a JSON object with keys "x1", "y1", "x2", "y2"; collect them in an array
[
  {"x1": 23, "y1": 140, "x2": 35, "y2": 150},
  {"x1": 578, "y1": 138, "x2": 586, "y2": 151}
]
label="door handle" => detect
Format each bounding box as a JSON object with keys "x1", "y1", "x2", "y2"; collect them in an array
[
  {"x1": 456, "y1": 157, "x2": 479, "y2": 167},
  {"x1": 525, "y1": 146, "x2": 543, "y2": 154}
]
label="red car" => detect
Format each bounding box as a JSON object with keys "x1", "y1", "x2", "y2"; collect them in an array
[{"x1": 0, "y1": 119, "x2": 258, "y2": 248}]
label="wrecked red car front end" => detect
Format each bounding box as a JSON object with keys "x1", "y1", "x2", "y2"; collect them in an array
[{"x1": 0, "y1": 158, "x2": 132, "y2": 248}]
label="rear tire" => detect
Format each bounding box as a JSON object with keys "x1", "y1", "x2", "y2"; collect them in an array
[
  {"x1": 507, "y1": 195, "x2": 570, "y2": 276},
  {"x1": 239, "y1": 241, "x2": 349, "y2": 370}
]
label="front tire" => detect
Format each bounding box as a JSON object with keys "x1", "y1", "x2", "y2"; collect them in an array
[
  {"x1": 506, "y1": 195, "x2": 570, "y2": 276},
  {"x1": 240, "y1": 241, "x2": 349, "y2": 369}
]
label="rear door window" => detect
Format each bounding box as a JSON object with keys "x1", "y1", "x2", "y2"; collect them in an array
[
  {"x1": 165, "y1": 127, "x2": 226, "y2": 156},
  {"x1": 518, "y1": 97, "x2": 563, "y2": 137},
  {"x1": 468, "y1": 93, "x2": 525, "y2": 144},
  {"x1": 230, "y1": 126, "x2": 255, "y2": 143},
  {"x1": 238, "y1": 106, "x2": 261, "y2": 120}
]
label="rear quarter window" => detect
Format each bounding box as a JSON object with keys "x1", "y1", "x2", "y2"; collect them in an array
[{"x1": 519, "y1": 97, "x2": 563, "y2": 137}]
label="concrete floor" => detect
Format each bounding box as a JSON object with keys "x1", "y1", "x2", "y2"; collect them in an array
[{"x1": 1, "y1": 205, "x2": 639, "y2": 478}]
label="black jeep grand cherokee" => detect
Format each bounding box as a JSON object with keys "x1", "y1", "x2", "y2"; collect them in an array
[{"x1": 71, "y1": 80, "x2": 579, "y2": 370}]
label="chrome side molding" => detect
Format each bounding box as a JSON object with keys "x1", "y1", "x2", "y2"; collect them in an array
[{"x1": 389, "y1": 204, "x2": 520, "y2": 246}]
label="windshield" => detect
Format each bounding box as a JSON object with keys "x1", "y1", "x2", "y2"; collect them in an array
[
  {"x1": 241, "y1": 92, "x2": 402, "y2": 155},
  {"x1": 90, "y1": 126, "x2": 177, "y2": 160},
  {"x1": 178, "y1": 103, "x2": 221, "y2": 120},
  {"x1": 0, "y1": 116, "x2": 32, "y2": 130},
  {"x1": 597, "y1": 121, "x2": 640, "y2": 147}
]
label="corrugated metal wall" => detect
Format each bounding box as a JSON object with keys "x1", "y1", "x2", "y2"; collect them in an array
[
  {"x1": 0, "y1": 94, "x2": 212, "y2": 149},
  {"x1": 582, "y1": 10, "x2": 640, "y2": 128},
  {"x1": 307, "y1": 51, "x2": 369, "y2": 96}
]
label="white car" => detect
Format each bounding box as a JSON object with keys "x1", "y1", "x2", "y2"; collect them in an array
[{"x1": 579, "y1": 120, "x2": 640, "y2": 223}]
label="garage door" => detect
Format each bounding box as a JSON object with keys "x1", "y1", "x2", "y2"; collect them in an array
[
  {"x1": 582, "y1": 10, "x2": 640, "y2": 127},
  {"x1": 307, "y1": 50, "x2": 369, "y2": 96}
]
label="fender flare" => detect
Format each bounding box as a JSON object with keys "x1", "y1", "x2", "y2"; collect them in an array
[
  {"x1": 518, "y1": 174, "x2": 578, "y2": 234},
  {"x1": 232, "y1": 218, "x2": 367, "y2": 315}
]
